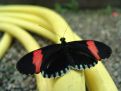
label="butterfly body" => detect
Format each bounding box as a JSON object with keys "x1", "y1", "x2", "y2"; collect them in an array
[{"x1": 17, "y1": 37, "x2": 112, "y2": 78}]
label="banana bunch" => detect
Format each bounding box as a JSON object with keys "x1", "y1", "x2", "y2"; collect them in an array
[{"x1": 0, "y1": 5, "x2": 118, "y2": 91}]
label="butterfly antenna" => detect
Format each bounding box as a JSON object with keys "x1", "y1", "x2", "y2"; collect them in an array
[
  {"x1": 55, "y1": 32, "x2": 61, "y2": 38},
  {"x1": 62, "y1": 24, "x2": 76, "y2": 41},
  {"x1": 64, "y1": 24, "x2": 77, "y2": 41},
  {"x1": 62, "y1": 24, "x2": 68, "y2": 38}
]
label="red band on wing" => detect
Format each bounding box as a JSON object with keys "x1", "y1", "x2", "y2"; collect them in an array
[
  {"x1": 33, "y1": 50, "x2": 43, "y2": 73},
  {"x1": 87, "y1": 40, "x2": 101, "y2": 60}
]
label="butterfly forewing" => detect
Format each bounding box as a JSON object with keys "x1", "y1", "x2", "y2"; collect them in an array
[
  {"x1": 17, "y1": 52, "x2": 35, "y2": 75},
  {"x1": 17, "y1": 44, "x2": 60, "y2": 75},
  {"x1": 93, "y1": 41, "x2": 112, "y2": 59},
  {"x1": 67, "y1": 40, "x2": 112, "y2": 69},
  {"x1": 17, "y1": 44, "x2": 70, "y2": 78},
  {"x1": 68, "y1": 40, "x2": 112, "y2": 59}
]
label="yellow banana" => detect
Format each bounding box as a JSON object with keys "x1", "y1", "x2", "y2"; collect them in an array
[{"x1": 0, "y1": 33, "x2": 12, "y2": 59}]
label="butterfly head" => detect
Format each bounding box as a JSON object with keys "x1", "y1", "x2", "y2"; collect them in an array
[{"x1": 60, "y1": 37, "x2": 66, "y2": 44}]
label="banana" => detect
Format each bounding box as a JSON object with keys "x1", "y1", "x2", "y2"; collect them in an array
[{"x1": 0, "y1": 33, "x2": 12, "y2": 59}]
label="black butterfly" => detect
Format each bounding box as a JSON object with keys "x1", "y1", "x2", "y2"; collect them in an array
[{"x1": 17, "y1": 37, "x2": 112, "y2": 78}]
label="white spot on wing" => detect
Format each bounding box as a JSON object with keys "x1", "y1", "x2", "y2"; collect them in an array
[
  {"x1": 41, "y1": 71, "x2": 44, "y2": 75},
  {"x1": 80, "y1": 65, "x2": 83, "y2": 69},
  {"x1": 84, "y1": 64, "x2": 88, "y2": 68}
]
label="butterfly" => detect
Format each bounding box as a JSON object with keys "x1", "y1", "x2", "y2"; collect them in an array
[{"x1": 17, "y1": 37, "x2": 112, "y2": 78}]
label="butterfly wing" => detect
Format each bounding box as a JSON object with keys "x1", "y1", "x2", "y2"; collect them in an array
[
  {"x1": 17, "y1": 44, "x2": 60, "y2": 75},
  {"x1": 40, "y1": 48, "x2": 70, "y2": 78},
  {"x1": 17, "y1": 51, "x2": 35, "y2": 74},
  {"x1": 67, "y1": 40, "x2": 112, "y2": 69},
  {"x1": 17, "y1": 44, "x2": 70, "y2": 78},
  {"x1": 17, "y1": 39, "x2": 112, "y2": 77}
]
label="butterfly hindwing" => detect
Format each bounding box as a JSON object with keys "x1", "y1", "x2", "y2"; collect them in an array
[
  {"x1": 40, "y1": 45, "x2": 70, "y2": 78},
  {"x1": 68, "y1": 48, "x2": 98, "y2": 70}
]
